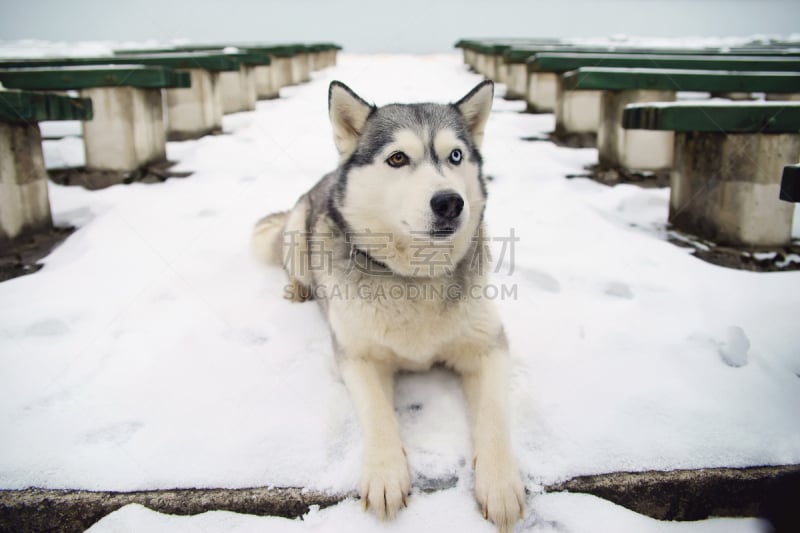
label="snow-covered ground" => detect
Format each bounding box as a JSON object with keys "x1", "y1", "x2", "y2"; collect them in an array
[{"x1": 1, "y1": 52, "x2": 798, "y2": 532}]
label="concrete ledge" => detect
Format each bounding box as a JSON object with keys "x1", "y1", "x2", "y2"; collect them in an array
[
  {"x1": 2, "y1": 465, "x2": 798, "y2": 532},
  {"x1": 0, "y1": 487, "x2": 347, "y2": 533},
  {"x1": 546, "y1": 464, "x2": 800, "y2": 527}
]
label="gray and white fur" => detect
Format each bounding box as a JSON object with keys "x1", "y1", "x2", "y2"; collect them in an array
[{"x1": 252, "y1": 80, "x2": 524, "y2": 532}]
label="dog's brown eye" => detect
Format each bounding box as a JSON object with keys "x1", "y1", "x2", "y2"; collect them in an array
[{"x1": 387, "y1": 152, "x2": 409, "y2": 168}]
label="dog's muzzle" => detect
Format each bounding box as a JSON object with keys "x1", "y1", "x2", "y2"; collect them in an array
[{"x1": 430, "y1": 190, "x2": 464, "y2": 238}]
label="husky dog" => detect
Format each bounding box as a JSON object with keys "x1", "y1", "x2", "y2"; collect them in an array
[{"x1": 252, "y1": 80, "x2": 524, "y2": 532}]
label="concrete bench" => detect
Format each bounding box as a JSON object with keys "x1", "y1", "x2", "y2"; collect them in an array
[
  {"x1": 0, "y1": 65, "x2": 189, "y2": 176},
  {"x1": 528, "y1": 53, "x2": 800, "y2": 142},
  {"x1": 504, "y1": 45, "x2": 723, "y2": 102},
  {"x1": 455, "y1": 40, "x2": 546, "y2": 83},
  {"x1": 170, "y1": 43, "x2": 340, "y2": 92},
  {"x1": 0, "y1": 90, "x2": 92, "y2": 248},
  {"x1": 118, "y1": 44, "x2": 332, "y2": 101},
  {"x1": 308, "y1": 43, "x2": 340, "y2": 70},
  {"x1": 112, "y1": 49, "x2": 267, "y2": 115},
  {"x1": 562, "y1": 68, "x2": 800, "y2": 172},
  {"x1": 455, "y1": 38, "x2": 561, "y2": 78},
  {"x1": 458, "y1": 38, "x2": 800, "y2": 102},
  {"x1": 622, "y1": 101, "x2": 800, "y2": 247},
  {"x1": 0, "y1": 54, "x2": 243, "y2": 141}
]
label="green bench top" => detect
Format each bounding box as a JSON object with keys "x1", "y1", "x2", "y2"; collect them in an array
[
  {"x1": 0, "y1": 53, "x2": 245, "y2": 72},
  {"x1": 528, "y1": 53, "x2": 800, "y2": 73},
  {"x1": 622, "y1": 101, "x2": 800, "y2": 133},
  {"x1": 0, "y1": 65, "x2": 191, "y2": 90},
  {"x1": 0, "y1": 90, "x2": 93, "y2": 122},
  {"x1": 504, "y1": 46, "x2": 800, "y2": 64},
  {"x1": 114, "y1": 44, "x2": 320, "y2": 58},
  {"x1": 114, "y1": 50, "x2": 270, "y2": 66},
  {"x1": 562, "y1": 67, "x2": 800, "y2": 93},
  {"x1": 455, "y1": 38, "x2": 563, "y2": 52},
  {"x1": 456, "y1": 39, "x2": 557, "y2": 55}
]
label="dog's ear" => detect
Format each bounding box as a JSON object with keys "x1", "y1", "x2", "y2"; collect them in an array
[
  {"x1": 328, "y1": 81, "x2": 374, "y2": 159},
  {"x1": 455, "y1": 80, "x2": 494, "y2": 148}
]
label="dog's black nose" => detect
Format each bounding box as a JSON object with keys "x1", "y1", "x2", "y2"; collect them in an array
[{"x1": 430, "y1": 191, "x2": 464, "y2": 220}]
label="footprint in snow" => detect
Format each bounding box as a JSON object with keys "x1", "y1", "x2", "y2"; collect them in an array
[
  {"x1": 24, "y1": 319, "x2": 70, "y2": 336},
  {"x1": 522, "y1": 268, "x2": 561, "y2": 294},
  {"x1": 719, "y1": 326, "x2": 750, "y2": 368},
  {"x1": 83, "y1": 421, "x2": 143, "y2": 446},
  {"x1": 604, "y1": 281, "x2": 634, "y2": 300}
]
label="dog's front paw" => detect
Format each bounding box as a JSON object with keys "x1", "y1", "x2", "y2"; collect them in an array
[
  {"x1": 474, "y1": 454, "x2": 525, "y2": 533},
  {"x1": 360, "y1": 446, "x2": 411, "y2": 521}
]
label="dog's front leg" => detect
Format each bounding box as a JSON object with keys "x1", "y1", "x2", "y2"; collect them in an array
[
  {"x1": 340, "y1": 356, "x2": 410, "y2": 520},
  {"x1": 459, "y1": 341, "x2": 525, "y2": 533}
]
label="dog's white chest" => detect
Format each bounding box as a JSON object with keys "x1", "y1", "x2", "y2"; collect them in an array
[{"x1": 327, "y1": 278, "x2": 467, "y2": 366}]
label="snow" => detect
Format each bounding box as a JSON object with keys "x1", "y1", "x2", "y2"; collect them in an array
[
  {"x1": 84, "y1": 494, "x2": 771, "y2": 533},
  {"x1": 1, "y1": 49, "x2": 799, "y2": 532}
]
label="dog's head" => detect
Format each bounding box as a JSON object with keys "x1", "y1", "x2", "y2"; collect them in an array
[{"x1": 328, "y1": 80, "x2": 494, "y2": 277}]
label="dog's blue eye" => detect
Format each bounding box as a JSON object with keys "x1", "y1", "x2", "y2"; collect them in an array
[{"x1": 449, "y1": 149, "x2": 462, "y2": 165}]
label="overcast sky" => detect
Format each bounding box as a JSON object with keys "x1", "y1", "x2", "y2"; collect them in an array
[{"x1": 1, "y1": 0, "x2": 799, "y2": 53}]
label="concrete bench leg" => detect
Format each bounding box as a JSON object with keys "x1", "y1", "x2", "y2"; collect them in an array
[
  {"x1": 475, "y1": 54, "x2": 488, "y2": 77},
  {"x1": 300, "y1": 53, "x2": 311, "y2": 82},
  {"x1": 495, "y1": 60, "x2": 508, "y2": 84},
  {"x1": 766, "y1": 93, "x2": 800, "y2": 102},
  {"x1": 165, "y1": 69, "x2": 223, "y2": 140},
  {"x1": 464, "y1": 50, "x2": 475, "y2": 70},
  {"x1": 526, "y1": 72, "x2": 558, "y2": 113},
  {"x1": 670, "y1": 132, "x2": 800, "y2": 247},
  {"x1": 271, "y1": 57, "x2": 291, "y2": 92},
  {"x1": 0, "y1": 122, "x2": 52, "y2": 246},
  {"x1": 80, "y1": 87, "x2": 166, "y2": 172},
  {"x1": 220, "y1": 66, "x2": 257, "y2": 114},
  {"x1": 505, "y1": 64, "x2": 527, "y2": 100},
  {"x1": 598, "y1": 90, "x2": 676, "y2": 171},
  {"x1": 290, "y1": 56, "x2": 302, "y2": 85},
  {"x1": 554, "y1": 79, "x2": 602, "y2": 143},
  {"x1": 254, "y1": 65, "x2": 278, "y2": 100},
  {"x1": 710, "y1": 92, "x2": 755, "y2": 101},
  {"x1": 486, "y1": 56, "x2": 498, "y2": 81},
  {"x1": 242, "y1": 65, "x2": 258, "y2": 108}
]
